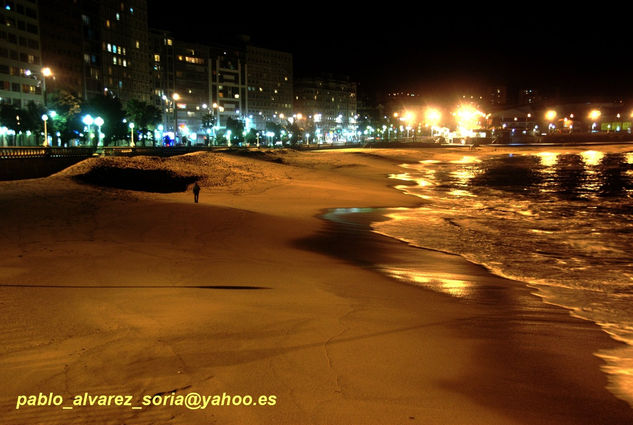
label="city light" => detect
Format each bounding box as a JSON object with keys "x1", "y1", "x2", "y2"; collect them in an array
[
  {"x1": 94, "y1": 117, "x2": 104, "y2": 147},
  {"x1": 424, "y1": 108, "x2": 442, "y2": 126},
  {"x1": 41, "y1": 114, "x2": 48, "y2": 147},
  {"x1": 545, "y1": 110, "x2": 557, "y2": 121},
  {"x1": 454, "y1": 104, "x2": 485, "y2": 134},
  {"x1": 588, "y1": 109, "x2": 601, "y2": 121}
]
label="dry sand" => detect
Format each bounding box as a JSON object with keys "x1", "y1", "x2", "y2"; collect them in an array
[{"x1": 0, "y1": 148, "x2": 632, "y2": 424}]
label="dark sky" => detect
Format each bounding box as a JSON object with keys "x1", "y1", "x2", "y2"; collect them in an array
[{"x1": 148, "y1": 2, "x2": 633, "y2": 100}]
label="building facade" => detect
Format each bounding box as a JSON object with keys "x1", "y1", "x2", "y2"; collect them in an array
[
  {"x1": 209, "y1": 43, "x2": 248, "y2": 129},
  {"x1": 294, "y1": 74, "x2": 357, "y2": 132},
  {"x1": 246, "y1": 45, "x2": 292, "y2": 130},
  {"x1": 0, "y1": 0, "x2": 44, "y2": 108},
  {"x1": 149, "y1": 28, "x2": 175, "y2": 132},
  {"x1": 39, "y1": 0, "x2": 151, "y2": 103}
]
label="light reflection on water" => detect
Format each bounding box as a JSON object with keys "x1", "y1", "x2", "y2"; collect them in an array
[
  {"x1": 383, "y1": 268, "x2": 473, "y2": 298},
  {"x1": 375, "y1": 147, "x2": 633, "y2": 406}
]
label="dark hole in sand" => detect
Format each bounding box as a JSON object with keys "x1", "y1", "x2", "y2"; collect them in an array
[
  {"x1": 75, "y1": 166, "x2": 199, "y2": 193},
  {"x1": 226, "y1": 149, "x2": 286, "y2": 164}
]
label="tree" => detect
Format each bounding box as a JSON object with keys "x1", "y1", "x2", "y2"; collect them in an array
[
  {"x1": 47, "y1": 90, "x2": 83, "y2": 146},
  {"x1": 82, "y1": 93, "x2": 127, "y2": 146},
  {"x1": 0, "y1": 103, "x2": 19, "y2": 145},
  {"x1": 226, "y1": 117, "x2": 244, "y2": 144},
  {"x1": 125, "y1": 99, "x2": 162, "y2": 146}
]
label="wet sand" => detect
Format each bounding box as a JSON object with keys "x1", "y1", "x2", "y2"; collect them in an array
[
  {"x1": 0, "y1": 148, "x2": 632, "y2": 424},
  {"x1": 299, "y1": 208, "x2": 633, "y2": 424}
]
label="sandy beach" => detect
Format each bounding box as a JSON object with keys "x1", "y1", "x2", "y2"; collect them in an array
[{"x1": 1, "y1": 147, "x2": 632, "y2": 424}]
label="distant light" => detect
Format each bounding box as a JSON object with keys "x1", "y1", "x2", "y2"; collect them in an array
[
  {"x1": 82, "y1": 115, "x2": 94, "y2": 126},
  {"x1": 424, "y1": 108, "x2": 441, "y2": 126},
  {"x1": 545, "y1": 110, "x2": 557, "y2": 121},
  {"x1": 588, "y1": 109, "x2": 601, "y2": 121}
]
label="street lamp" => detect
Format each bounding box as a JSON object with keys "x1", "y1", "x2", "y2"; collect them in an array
[
  {"x1": 424, "y1": 107, "x2": 442, "y2": 136},
  {"x1": 25, "y1": 67, "x2": 53, "y2": 107},
  {"x1": 41, "y1": 114, "x2": 48, "y2": 147},
  {"x1": 588, "y1": 109, "x2": 601, "y2": 132},
  {"x1": 82, "y1": 114, "x2": 94, "y2": 145},
  {"x1": 172, "y1": 93, "x2": 180, "y2": 141},
  {"x1": 129, "y1": 122, "x2": 135, "y2": 147},
  {"x1": 94, "y1": 116, "x2": 104, "y2": 147}
]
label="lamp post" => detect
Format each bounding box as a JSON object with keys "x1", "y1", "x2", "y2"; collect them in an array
[
  {"x1": 588, "y1": 109, "x2": 601, "y2": 133},
  {"x1": 172, "y1": 93, "x2": 180, "y2": 141},
  {"x1": 545, "y1": 110, "x2": 557, "y2": 134},
  {"x1": 94, "y1": 116, "x2": 104, "y2": 147},
  {"x1": 41, "y1": 67, "x2": 52, "y2": 107},
  {"x1": 82, "y1": 114, "x2": 94, "y2": 146},
  {"x1": 41, "y1": 114, "x2": 48, "y2": 147},
  {"x1": 25, "y1": 67, "x2": 53, "y2": 107},
  {"x1": 129, "y1": 122, "x2": 135, "y2": 147}
]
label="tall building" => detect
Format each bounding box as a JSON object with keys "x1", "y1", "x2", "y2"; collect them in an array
[
  {"x1": 488, "y1": 86, "x2": 507, "y2": 106},
  {"x1": 98, "y1": 0, "x2": 151, "y2": 104},
  {"x1": 173, "y1": 40, "x2": 209, "y2": 136},
  {"x1": 149, "y1": 35, "x2": 250, "y2": 140},
  {"x1": 294, "y1": 74, "x2": 357, "y2": 130},
  {"x1": 246, "y1": 45, "x2": 292, "y2": 130},
  {"x1": 209, "y1": 43, "x2": 248, "y2": 128},
  {"x1": 39, "y1": 0, "x2": 151, "y2": 103},
  {"x1": 149, "y1": 29, "x2": 175, "y2": 131},
  {"x1": 0, "y1": 0, "x2": 44, "y2": 108},
  {"x1": 37, "y1": 0, "x2": 82, "y2": 97},
  {"x1": 518, "y1": 88, "x2": 540, "y2": 105}
]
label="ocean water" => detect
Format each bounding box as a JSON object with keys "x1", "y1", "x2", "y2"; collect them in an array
[{"x1": 371, "y1": 147, "x2": 633, "y2": 405}]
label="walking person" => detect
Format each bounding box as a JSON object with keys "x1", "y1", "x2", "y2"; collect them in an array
[{"x1": 193, "y1": 182, "x2": 200, "y2": 203}]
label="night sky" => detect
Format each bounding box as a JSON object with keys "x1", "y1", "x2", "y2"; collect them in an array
[{"x1": 149, "y1": 3, "x2": 633, "y2": 100}]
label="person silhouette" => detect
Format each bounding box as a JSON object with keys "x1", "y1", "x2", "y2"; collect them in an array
[{"x1": 193, "y1": 182, "x2": 200, "y2": 203}]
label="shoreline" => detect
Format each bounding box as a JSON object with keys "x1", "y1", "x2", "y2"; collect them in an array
[
  {"x1": 305, "y1": 205, "x2": 633, "y2": 423},
  {"x1": 1, "y1": 148, "x2": 632, "y2": 424}
]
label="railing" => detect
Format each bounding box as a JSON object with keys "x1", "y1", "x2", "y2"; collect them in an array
[{"x1": 0, "y1": 147, "x2": 96, "y2": 159}]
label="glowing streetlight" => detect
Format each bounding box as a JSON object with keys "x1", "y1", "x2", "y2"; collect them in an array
[
  {"x1": 545, "y1": 110, "x2": 557, "y2": 121},
  {"x1": 402, "y1": 111, "x2": 416, "y2": 124},
  {"x1": 83, "y1": 115, "x2": 94, "y2": 145},
  {"x1": 172, "y1": 93, "x2": 180, "y2": 138},
  {"x1": 129, "y1": 122, "x2": 135, "y2": 147},
  {"x1": 41, "y1": 67, "x2": 53, "y2": 106},
  {"x1": 41, "y1": 114, "x2": 48, "y2": 147},
  {"x1": 424, "y1": 108, "x2": 441, "y2": 126},
  {"x1": 94, "y1": 116, "x2": 104, "y2": 147},
  {"x1": 454, "y1": 104, "x2": 484, "y2": 134},
  {"x1": 588, "y1": 109, "x2": 601, "y2": 132}
]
